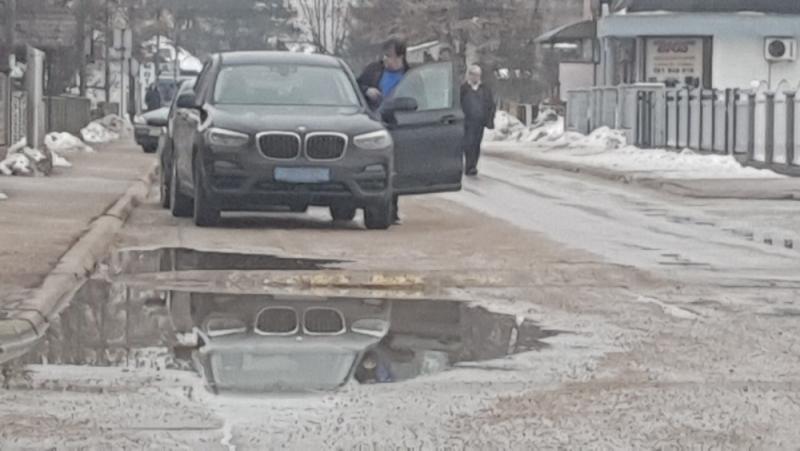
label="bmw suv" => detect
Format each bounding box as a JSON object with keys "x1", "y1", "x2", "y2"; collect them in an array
[{"x1": 169, "y1": 52, "x2": 464, "y2": 229}]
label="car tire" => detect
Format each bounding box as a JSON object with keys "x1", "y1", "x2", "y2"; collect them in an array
[
  {"x1": 330, "y1": 204, "x2": 357, "y2": 222},
  {"x1": 160, "y1": 162, "x2": 171, "y2": 209},
  {"x1": 170, "y1": 159, "x2": 193, "y2": 218},
  {"x1": 364, "y1": 199, "x2": 392, "y2": 230},
  {"x1": 193, "y1": 154, "x2": 220, "y2": 227},
  {"x1": 143, "y1": 144, "x2": 157, "y2": 154}
]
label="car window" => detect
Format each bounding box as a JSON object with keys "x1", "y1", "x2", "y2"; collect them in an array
[
  {"x1": 392, "y1": 64, "x2": 453, "y2": 111},
  {"x1": 193, "y1": 59, "x2": 215, "y2": 104},
  {"x1": 213, "y1": 64, "x2": 360, "y2": 107}
]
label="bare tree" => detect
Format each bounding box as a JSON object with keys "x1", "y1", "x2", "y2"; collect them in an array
[{"x1": 297, "y1": 0, "x2": 350, "y2": 55}]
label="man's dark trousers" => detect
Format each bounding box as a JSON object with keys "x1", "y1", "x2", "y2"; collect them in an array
[{"x1": 463, "y1": 120, "x2": 485, "y2": 174}]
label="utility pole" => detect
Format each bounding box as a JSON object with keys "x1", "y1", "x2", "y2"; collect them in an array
[
  {"x1": 3, "y1": 0, "x2": 15, "y2": 66},
  {"x1": 173, "y1": 1, "x2": 181, "y2": 81},
  {"x1": 104, "y1": 0, "x2": 111, "y2": 107},
  {"x1": 77, "y1": 0, "x2": 88, "y2": 96}
]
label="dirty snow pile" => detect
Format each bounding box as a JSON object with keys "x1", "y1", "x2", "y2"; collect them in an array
[
  {"x1": 485, "y1": 110, "x2": 569, "y2": 143},
  {"x1": 485, "y1": 111, "x2": 782, "y2": 179},
  {"x1": 81, "y1": 114, "x2": 133, "y2": 144},
  {"x1": 0, "y1": 138, "x2": 55, "y2": 176},
  {"x1": 0, "y1": 132, "x2": 95, "y2": 181},
  {"x1": 486, "y1": 110, "x2": 624, "y2": 149}
]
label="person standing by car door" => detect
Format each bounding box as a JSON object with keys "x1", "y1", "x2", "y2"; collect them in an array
[
  {"x1": 145, "y1": 84, "x2": 162, "y2": 111},
  {"x1": 460, "y1": 65, "x2": 495, "y2": 176},
  {"x1": 358, "y1": 39, "x2": 410, "y2": 109},
  {"x1": 357, "y1": 38, "x2": 410, "y2": 223}
]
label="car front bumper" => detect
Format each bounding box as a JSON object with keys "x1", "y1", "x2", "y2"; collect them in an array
[{"x1": 198, "y1": 144, "x2": 392, "y2": 211}]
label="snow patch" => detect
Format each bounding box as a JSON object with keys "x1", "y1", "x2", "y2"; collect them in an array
[
  {"x1": 486, "y1": 110, "x2": 783, "y2": 179},
  {"x1": 81, "y1": 121, "x2": 120, "y2": 143},
  {"x1": 45, "y1": 132, "x2": 95, "y2": 153},
  {"x1": 51, "y1": 150, "x2": 72, "y2": 168},
  {"x1": 0, "y1": 138, "x2": 64, "y2": 176},
  {"x1": 80, "y1": 114, "x2": 132, "y2": 144}
]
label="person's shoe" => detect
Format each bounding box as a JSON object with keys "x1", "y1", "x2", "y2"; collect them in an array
[{"x1": 466, "y1": 168, "x2": 479, "y2": 176}]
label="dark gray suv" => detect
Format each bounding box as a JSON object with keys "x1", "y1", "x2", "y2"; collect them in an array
[{"x1": 170, "y1": 52, "x2": 464, "y2": 229}]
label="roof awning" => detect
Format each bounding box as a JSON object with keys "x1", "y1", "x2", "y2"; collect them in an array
[{"x1": 535, "y1": 20, "x2": 597, "y2": 44}]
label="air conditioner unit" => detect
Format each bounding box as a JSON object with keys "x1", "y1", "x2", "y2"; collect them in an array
[{"x1": 765, "y1": 38, "x2": 797, "y2": 61}]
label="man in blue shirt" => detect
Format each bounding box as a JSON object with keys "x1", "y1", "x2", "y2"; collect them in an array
[
  {"x1": 357, "y1": 39, "x2": 410, "y2": 223},
  {"x1": 357, "y1": 39, "x2": 410, "y2": 109}
]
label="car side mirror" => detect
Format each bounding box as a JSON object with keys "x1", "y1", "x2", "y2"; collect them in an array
[
  {"x1": 148, "y1": 117, "x2": 168, "y2": 127},
  {"x1": 381, "y1": 97, "x2": 418, "y2": 124},
  {"x1": 176, "y1": 92, "x2": 197, "y2": 109}
]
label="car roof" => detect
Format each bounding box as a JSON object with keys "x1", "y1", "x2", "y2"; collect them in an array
[{"x1": 218, "y1": 51, "x2": 342, "y2": 68}]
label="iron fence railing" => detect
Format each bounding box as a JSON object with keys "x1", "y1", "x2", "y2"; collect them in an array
[
  {"x1": 567, "y1": 84, "x2": 800, "y2": 175},
  {"x1": 7, "y1": 91, "x2": 92, "y2": 146}
]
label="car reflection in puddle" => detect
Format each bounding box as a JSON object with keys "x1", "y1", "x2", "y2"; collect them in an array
[
  {"x1": 172, "y1": 291, "x2": 558, "y2": 393},
  {"x1": 23, "y1": 279, "x2": 558, "y2": 394}
]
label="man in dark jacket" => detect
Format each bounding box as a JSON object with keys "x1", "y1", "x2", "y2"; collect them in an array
[
  {"x1": 357, "y1": 39, "x2": 410, "y2": 223},
  {"x1": 357, "y1": 39, "x2": 410, "y2": 110},
  {"x1": 460, "y1": 65, "x2": 495, "y2": 176}
]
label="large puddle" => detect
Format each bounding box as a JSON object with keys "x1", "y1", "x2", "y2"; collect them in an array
[{"x1": 19, "y1": 248, "x2": 559, "y2": 393}]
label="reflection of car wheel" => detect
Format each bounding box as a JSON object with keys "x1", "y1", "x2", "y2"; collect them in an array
[
  {"x1": 160, "y1": 163, "x2": 171, "y2": 209},
  {"x1": 143, "y1": 144, "x2": 157, "y2": 154},
  {"x1": 290, "y1": 203, "x2": 309, "y2": 213},
  {"x1": 330, "y1": 204, "x2": 357, "y2": 222},
  {"x1": 193, "y1": 154, "x2": 220, "y2": 227},
  {"x1": 170, "y1": 160, "x2": 193, "y2": 218},
  {"x1": 364, "y1": 199, "x2": 392, "y2": 230}
]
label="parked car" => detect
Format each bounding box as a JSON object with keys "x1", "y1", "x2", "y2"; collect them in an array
[
  {"x1": 169, "y1": 51, "x2": 464, "y2": 229},
  {"x1": 135, "y1": 77, "x2": 196, "y2": 154},
  {"x1": 133, "y1": 107, "x2": 168, "y2": 153},
  {"x1": 158, "y1": 79, "x2": 196, "y2": 208},
  {"x1": 167, "y1": 291, "x2": 391, "y2": 393}
]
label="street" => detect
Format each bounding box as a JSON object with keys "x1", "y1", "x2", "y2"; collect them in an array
[{"x1": 2, "y1": 150, "x2": 799, "y2": 449}]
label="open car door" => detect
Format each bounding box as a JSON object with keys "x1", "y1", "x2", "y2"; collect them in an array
[{"x1": 382, "y1": 62, "x2": 464, "y2": 195}]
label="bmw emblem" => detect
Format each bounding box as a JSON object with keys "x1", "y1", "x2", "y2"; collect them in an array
[{"x1": 297, "y1": 126, "x2": 308, "y2": 133}]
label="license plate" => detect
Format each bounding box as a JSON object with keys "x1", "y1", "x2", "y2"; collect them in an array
[
  {"x1": 148, "y1": 127, "x2": 162, "y2": 137},
  {"x1": 274, "y1": 167, "x2": 330, "y2": 183}
]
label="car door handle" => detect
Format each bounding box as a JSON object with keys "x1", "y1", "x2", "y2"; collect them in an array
[{"x1": 440, "y1": 115, "x2": 457, "y2": 125}]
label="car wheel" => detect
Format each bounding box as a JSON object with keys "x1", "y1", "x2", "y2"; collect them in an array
[
  {"x1": 330, "y1": 204, "x2": 357, "y2": 222},
  {"x1": 193, "y1": 154, "x2": 220, "y2": 227},
  {"x1": 364, "y1": 199, "x2": 392, "y2": 230},
  {"x1": 170, "y1": 159, "x2": 193, "y2": 218},
  {"x1": 160, "y1": 162, "x2": 171, "y2": 209},
  {"x1": 143, "y1": 144, "x2": 157, "y2": 154}
]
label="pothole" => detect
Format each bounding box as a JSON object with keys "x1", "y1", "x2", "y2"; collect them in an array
[
  {"x1": 14, "y1": 248, "x2": 559, "y2": 393},
  {"x1": 111, "y1": 247, "x2": 345, "y2": 274}
]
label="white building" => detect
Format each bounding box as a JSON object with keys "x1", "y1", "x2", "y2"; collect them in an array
[{"x1": 597, "y1": 0, "x2": 800, "y2": 90}]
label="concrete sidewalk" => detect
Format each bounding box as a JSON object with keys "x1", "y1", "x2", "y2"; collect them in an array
[
  {"x1": 484, "y1": 146, "x2": 800, "y2": 200},
  {"x1": 0, "y1": 139, "x2": 155, "y2": 310}
]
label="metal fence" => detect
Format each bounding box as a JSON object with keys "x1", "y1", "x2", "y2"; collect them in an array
[
  {"x1": 8, "y1": 91, "x2": 91, "y2": 145},
  {"x1": 567, "y1": 85, "x2": 800, "y2": 175}
]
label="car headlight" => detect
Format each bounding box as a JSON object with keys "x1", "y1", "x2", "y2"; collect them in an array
[
  {"x1": 133, "y1": 114, "x2": 146, "y2": 125},
  {"x1": 353, "y1": 130, "x2": 392, "y2": 150},
  {"x1": 207, "y1": 127, "x2": 250, "y2": 147}
]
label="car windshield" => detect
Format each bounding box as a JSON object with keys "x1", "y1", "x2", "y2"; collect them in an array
[{"x1": 213, "y1": 63, "x2": 360, "y2": 107}]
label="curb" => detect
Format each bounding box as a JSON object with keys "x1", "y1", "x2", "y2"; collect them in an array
[
  {"x1": 485, "y1": 149, "x2": 800, "y2": 200},
  {"x1": 0, "y1": 161, "x2": 158, "y2": 364}
]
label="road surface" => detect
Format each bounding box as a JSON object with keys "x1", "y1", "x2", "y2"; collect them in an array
[{"x1": 2, "y1": 155, "x2": 799, "y2": 450}]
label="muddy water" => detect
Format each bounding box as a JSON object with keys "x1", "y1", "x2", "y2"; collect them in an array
[{"x1": 22, "y1": 248, "x2": 559, "y2": 390}]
